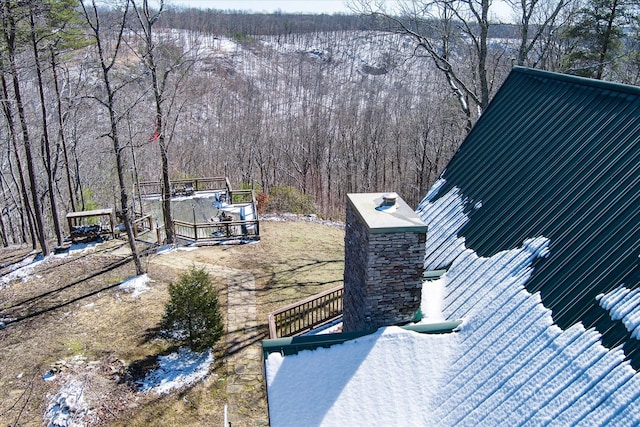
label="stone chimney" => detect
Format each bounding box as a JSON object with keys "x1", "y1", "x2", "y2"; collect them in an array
[{"x1": 342, "y1": 192, "x2": 427, "y2": 332}]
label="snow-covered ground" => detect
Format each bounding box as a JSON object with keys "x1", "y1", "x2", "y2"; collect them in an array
[
  {"x1": 137, "y1": 347, "x2": 214, "y2": 394},
  {"x1": 1, "y1": 251, "x2": 44, "y2": 287},
  {"x1": 118, "y1": 274, "x2": 153, "y2": 298},
  {"x1": 1, "y1": 241, "x2": 107, "y2": 288},
  {"x1": 46, "y1": 379, "x2": 91, "y2": 427},
  {"x1": 43, "y1": 347, "x2": 214, "y2": 426}
]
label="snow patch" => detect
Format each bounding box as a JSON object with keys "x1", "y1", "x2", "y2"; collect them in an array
[
  {"x1": 64, "y1": 240, "x2": 105, "y2": 256},
  {"x1": 2, "y1": 241, "x2": 107, "y2": 288},
  {"x1": 138, "y1": 347, "x2": 214, "y2": 394},
  {"x1": 118, "y1": 274, "x2": 153, "y2": 297},
  {"x1": 45, "y1": 380, "x2": 91, "y2": 427},
  {"x1": 1, "y1": 252, "x2": 44, "y2": 286},
  {"x1": 156, "y1": 244, "x2": 198, "y2": 255}
]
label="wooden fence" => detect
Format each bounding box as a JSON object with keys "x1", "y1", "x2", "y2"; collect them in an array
[{"x1": 268, "y1": 286, "x2": 344, "y2": 339}]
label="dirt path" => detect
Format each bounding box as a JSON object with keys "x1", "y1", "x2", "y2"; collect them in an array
[{"x1": 149, "y1": 252, "x2": 268, "y2": 426}]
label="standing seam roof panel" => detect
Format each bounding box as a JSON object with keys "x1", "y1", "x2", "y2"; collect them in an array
[{"x1": 435, "y1": 67, "x2": 640, "y2": 368}]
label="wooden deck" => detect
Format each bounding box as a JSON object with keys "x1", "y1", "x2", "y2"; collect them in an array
[{"x1": 135, "y1": 177, "x2": 261, "y2": 245}]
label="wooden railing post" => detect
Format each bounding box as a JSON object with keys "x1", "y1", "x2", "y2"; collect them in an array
[{"x1": 156, "y1": 225, "x2": 163, "y2": 245}]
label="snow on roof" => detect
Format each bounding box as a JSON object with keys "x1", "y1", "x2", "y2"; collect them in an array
[
  {"x1": 265, "y1": 326, "x2": 459, "y2": 426},
  {"x1": 598, "y1": 286, "x2": 640, "y2": 340},
  {"x1": 264, "y1": 180, "x2": 640, "y2": 426}
]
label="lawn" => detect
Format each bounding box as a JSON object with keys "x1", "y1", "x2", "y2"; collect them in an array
[{"x1": 0, "y1": 219, "x2": 344, "y2": 426}]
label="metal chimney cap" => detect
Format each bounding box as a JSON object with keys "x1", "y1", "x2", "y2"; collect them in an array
[
  {"x1": 376, "y1": 192, "x2": 398, "y2": 211},
  {"x1": 383, "y1": 192, "x2": 398, "y2": 203}
]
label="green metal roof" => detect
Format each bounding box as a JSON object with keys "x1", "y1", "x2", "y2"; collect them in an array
[{"x1": 430, "y1": 67, "x2": 640, "y2": 368}]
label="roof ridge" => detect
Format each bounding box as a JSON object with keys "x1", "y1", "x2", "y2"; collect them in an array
[{"x1": 512, "y1": 66, "x2": 640, "y2": 97}]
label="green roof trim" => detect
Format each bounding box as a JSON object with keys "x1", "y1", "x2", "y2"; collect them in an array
[
  {"x1": 423, "y1": 269, "x2": 447, "y2": 280},
  {"x1": 262, "y1": 320, "x2": 462, "y2": 358}
]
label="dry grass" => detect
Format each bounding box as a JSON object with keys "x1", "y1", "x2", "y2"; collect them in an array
[{"x1": 0, "y1": 219, "x2": 344, "y2": 426}]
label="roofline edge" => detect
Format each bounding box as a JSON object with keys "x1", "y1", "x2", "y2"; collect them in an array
[{"x1": 512, "y1": 66, "x2": 640, "y2": 97}]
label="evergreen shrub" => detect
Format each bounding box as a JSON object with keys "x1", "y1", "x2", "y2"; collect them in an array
[{"x1": 160, "y1": 267, "x2": 224, "y2": 351}]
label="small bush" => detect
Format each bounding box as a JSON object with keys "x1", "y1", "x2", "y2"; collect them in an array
[
  {"x1": 267, "y1": 186, "x2": 317, "y2": 214},
  {"x1": 160, "y1": 267, "x2": 224, "y2": 351},
  {"x1": 256, "y1": 192, "x2": 269, "y2": 213}
]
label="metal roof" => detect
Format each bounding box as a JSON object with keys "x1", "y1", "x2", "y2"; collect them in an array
[{"x1": 430, "y1": 67, "x2": 640, "y2": 368}]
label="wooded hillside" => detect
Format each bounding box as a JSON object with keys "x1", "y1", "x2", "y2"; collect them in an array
[{"x1": 1, "y1": 0, "x2": 639, "y2": 254}]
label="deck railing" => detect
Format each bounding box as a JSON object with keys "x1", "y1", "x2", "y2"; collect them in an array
[
  {"x1": 268, "y1": 286, "x2": 344, "y2": 339},
  {"x1": 132, "y1": 214, "x2": 153, "y2": 237},
  {"x1": 138, "y1": 178, "x2": 261, "y2": 245},
  {"x1": 137, "y1": 177, "x2": 231, "y2": 197},
  {"x1": 173, "y1": 218, "x2": 260, "y2": 242},
  {"x1": 228, "y1": 189, "x2": 255, "y2": 204}
]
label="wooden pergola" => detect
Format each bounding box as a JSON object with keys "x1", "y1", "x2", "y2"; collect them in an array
[{"x1": 66, "y1": 208, "x2": 115, "y2": 242}]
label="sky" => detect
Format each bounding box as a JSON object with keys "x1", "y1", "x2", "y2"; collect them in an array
[{"x1": 167, "y1": 0, "x2": 355, "y2": 14}]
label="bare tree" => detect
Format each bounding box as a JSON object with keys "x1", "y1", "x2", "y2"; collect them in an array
[
  {"x1": 350, "y1": 0, "x2": 574, "y2": 132},
  {"x1": 132, "y1": 0, "x2": 196, "y2": 244},
  {"x1": 28, "y1": 1, "x2": 63, "y2": 247},
  {"x1": 350, "y1": 0, "x2": 488, "y2": 131},
  {"x1": 0, "y1": 66, "x2": 36, "y2": 248},
  {"x1": 1, "y1": 1, "x2": 49, "y2": 255},
  {"x1": 508, "y1": 0, "x2": 573, "y2": 67},
  {"x1": 80, "y1": 0, "x2": 144, "y2": 275}
]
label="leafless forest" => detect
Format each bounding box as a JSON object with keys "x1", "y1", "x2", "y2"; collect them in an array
[{"x1": 2, "y1": 0, "x2": 639, "y2": 255}]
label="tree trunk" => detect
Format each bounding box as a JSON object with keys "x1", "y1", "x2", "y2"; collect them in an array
[
  {"x1": 51, "y1": 46, "x2": 76, "y2": 213},
  {"x1": 81, "y1": 0, "x2": 144, "y2": 275},
  {"x1": 2, "y1": 2, "x2": 49, "y2": 256},
  {"x1": 596, "y1": 0, "x2": 620, "y2": 80},
  {"x1": 31, "y1": 7, "x2": 63, "y2": 247},
  {"x1": 0, "y1": 70, "x2": 36, "y2": 249},
  {"x1": 133, "y1": 0, "x2": 176, "y2": 244}
]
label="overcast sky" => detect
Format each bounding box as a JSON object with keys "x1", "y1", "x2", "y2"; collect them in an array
[{"x1": 167, "y1": 0, "x2": 354, "y2": 14}]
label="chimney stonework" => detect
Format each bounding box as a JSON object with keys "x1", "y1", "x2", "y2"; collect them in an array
[{"x1": 342, "y1": 193, "x2": 427, "y2": 332}]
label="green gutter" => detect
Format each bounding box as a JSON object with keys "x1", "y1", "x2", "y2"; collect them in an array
[
  {"x1": 423, "y1": 269, "x2": 447, "y2": 280},
  {"x1": 262, "y1": 320, "x2": 462, "y2": 358}
]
